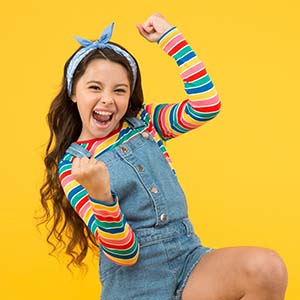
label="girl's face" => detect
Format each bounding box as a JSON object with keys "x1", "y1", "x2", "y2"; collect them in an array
[{"x1": 72, "y1": 59, "x2": 131, "y2": 141}]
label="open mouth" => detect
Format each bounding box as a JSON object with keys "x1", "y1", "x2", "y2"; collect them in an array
[{"x1": 92, "y1": 110, "x2": 113, "y2": 125}]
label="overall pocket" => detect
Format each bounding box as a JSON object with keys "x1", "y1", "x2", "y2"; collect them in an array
[{"x1": 99, "y1": 250, "x2": 123, "y2": 282}]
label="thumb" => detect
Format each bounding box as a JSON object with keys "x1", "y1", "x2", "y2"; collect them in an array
[
  {"x1": 136, "y1": 24, "x2": 150, "y2": 38},
  {"x1": 136, "y1": 23, "x2": 158, "y2": 42}
]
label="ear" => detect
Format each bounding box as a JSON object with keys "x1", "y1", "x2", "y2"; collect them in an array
[{"x1": 71, "y1": 95, "x2": 77, "y2": 103}]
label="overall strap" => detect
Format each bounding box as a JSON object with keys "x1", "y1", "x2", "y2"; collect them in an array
[
  {"x1": 65, "y1": 117, "x2": 145, "y2": 158},
  {"x1": 65, "y1": 143, "x2": 93, "y2": 158},
  {"x1": 125, "y1": 117, "x2": 145, "y2": 129}
]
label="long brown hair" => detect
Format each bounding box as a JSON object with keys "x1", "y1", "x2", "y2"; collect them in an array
[{"x1": 40, "y1": 42, "x2": 144, "y2": 268}]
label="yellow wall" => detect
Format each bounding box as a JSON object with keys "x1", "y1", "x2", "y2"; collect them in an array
[{"x1": 0, "y1": 0, "x2": 299, "y2": 299}]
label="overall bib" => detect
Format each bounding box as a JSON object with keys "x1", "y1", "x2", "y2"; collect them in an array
[{"x1": 66, "y1": 117, "x2": 212, "y2": 300}]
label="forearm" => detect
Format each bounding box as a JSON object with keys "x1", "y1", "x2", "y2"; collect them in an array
[
  {"x1": 90, "y1": 194, "x2": 139, "y2": 266},
  {"x1": 59, "y1": 160, "x2": 139, "y2": 266},
  {"x1": 152, "y1": 27, "x2": 221, "y2": 140}
]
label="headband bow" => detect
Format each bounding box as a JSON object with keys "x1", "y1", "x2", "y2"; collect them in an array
[
  {"x1": 66, "y1": 23, "x2": 137, "y2": 96},
  {"x1": 74, "y1": 22, "x2": 114, "y2": 48}
]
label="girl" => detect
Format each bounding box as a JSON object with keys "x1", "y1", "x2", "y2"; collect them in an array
[{"x1": 41, "y1": 13, "x2": 287, "y2": 300}]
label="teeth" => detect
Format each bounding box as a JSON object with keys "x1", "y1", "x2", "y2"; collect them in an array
[{"x1": 94, "y1": 111, "x2": 112, "y2": 116}]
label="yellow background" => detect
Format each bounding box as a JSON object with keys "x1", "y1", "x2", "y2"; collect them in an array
[{"x1": 0, "y1": 0, "x2": 299, "y2": 299}]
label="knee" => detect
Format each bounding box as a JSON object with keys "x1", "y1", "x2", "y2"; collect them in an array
[{"x1": 245, "y1": 248, "x2": 288, "y2": 293}]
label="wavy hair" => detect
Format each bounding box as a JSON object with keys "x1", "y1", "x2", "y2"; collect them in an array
[{"x1": 39, "y1": 42, "x2": 144, "y2": 268}]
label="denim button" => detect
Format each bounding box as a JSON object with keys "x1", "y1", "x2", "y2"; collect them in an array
[
  {"x1": 151, "y1": 186, "x2": 158, "y2": 194},
  {"x1": 120, "y1": 146, "x2": 128, "y2": 153},
  {"x1": 137, "y1": 164, "x2": 144, "y2": 172},
  {"x1": 142, "y1": 131, "x2": 150, "y2": 139},
  {"x1": 160, "y1": 214, "x2": 168, "y2": 223}
]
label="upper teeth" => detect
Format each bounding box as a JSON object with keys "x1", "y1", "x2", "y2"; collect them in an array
[{"x1": 94, "y1": 111, "x2": 112, "y2": 116}]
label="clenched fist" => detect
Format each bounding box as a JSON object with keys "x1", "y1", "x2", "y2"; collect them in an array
[
  {"x1": 72, "y1": 156, "x2": 114, "y2": 203},
  {"x1": 136, "y1": 13, "x2": 173, "y2": 43}
]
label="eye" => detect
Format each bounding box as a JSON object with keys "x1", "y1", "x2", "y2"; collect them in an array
[
  {"x1": 89, "y1": 85, "x2": 100, "y2": 90},
  {"x1": 115, "y1": 88, "x2": 127, "y2": 94}
]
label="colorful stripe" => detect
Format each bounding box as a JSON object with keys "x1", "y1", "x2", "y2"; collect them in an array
[{"x1": 58, "y1": 27, "x2": 221, "y2": 267}]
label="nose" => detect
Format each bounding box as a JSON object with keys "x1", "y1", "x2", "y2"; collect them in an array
[{"x1": 99, "y1": 92, "x2": 114, "y2": 105}]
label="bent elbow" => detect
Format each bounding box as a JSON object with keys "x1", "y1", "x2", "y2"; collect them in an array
[{"x1": 103, "y1": 243, "x2": 140, "y2": 267}]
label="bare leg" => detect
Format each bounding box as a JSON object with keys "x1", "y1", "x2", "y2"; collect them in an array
[{"x1": 182, "y1": 247, "x2": 288, "y2": 300}]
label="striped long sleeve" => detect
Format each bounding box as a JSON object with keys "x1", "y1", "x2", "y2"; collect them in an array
[
  {"x1": 148, "y1": 27, "x2": 221, "y2": 140},
  {"x1": 58, "y1": 27, "x2": 220, "y2": 267},
  {"x1": 58, "y1": 160, "x2": 139, "y2": 266}
]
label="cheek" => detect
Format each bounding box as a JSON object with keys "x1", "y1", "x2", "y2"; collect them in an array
[
  {"x1": 119, "y1": 98, "x2": 130, "y2": 112},
  {"x1": 77, "y1": 93, "x2": 97, "y2": 107},
  {"x1": 76, "y1": 100, "x2": 93, "y2": 118}
]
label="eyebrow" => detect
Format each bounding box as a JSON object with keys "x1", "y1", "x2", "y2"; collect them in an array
[{"x1": 86, "y1": 80, "x2": 129, "y2": 88}]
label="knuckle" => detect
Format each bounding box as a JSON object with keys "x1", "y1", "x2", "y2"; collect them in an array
[
  {"x1": 96, "y1": 160, "x2": 106, "y2": 168},
  {"x1": 71, "y1": 171, "x2": 79, "y2": 180}
]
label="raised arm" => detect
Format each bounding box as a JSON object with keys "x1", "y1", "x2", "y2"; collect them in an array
[{"x1": 138, "y1": 13, "x2": 221, "y2": 140}]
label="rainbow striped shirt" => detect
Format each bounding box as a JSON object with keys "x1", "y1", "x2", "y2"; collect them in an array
[{"x1": 59, "y1": 27, "x2": 221, "y2": 266}]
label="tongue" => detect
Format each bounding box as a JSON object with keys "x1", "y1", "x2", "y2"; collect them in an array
[{"x1": 93, "y1": 112, "x2": 111, "y2": 122}]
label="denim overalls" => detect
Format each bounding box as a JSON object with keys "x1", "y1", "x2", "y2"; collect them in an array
[{"x1": 66, "y1": 117, "x2": 212, "y2": 300}]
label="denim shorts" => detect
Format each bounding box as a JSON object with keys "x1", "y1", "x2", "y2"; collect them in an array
[{"x1": 99, "y1": 218, "x2": 213, "y2": 300}]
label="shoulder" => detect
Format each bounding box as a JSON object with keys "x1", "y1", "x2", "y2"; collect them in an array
[
  {"x1": 138, "y1": 103, "x2": 166, "y2": 120},
  {"x1": 60, "y1": 152, "x2": 74, "y2": 163},
  {"x1": 58, "y1": 153, "x2": 73, "y2": 176},
  {"x1": 135, "y1": 104, "x2": 150, "y2": 123}
]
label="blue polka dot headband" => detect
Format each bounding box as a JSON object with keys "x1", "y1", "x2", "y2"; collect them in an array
[{"x1": 66, "y1": 23, "x2": 137, "y2": 96}]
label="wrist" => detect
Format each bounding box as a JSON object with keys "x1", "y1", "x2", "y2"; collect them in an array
[
  {"x1": 157, "y1": 26, "x2": 177, "y2": 44},
  {"x1": 89, "y1": 192, "x2": 118, "y2": 206},
  {"x1": 89, "y1": 192, "x2": 114, "y2": 204}
]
